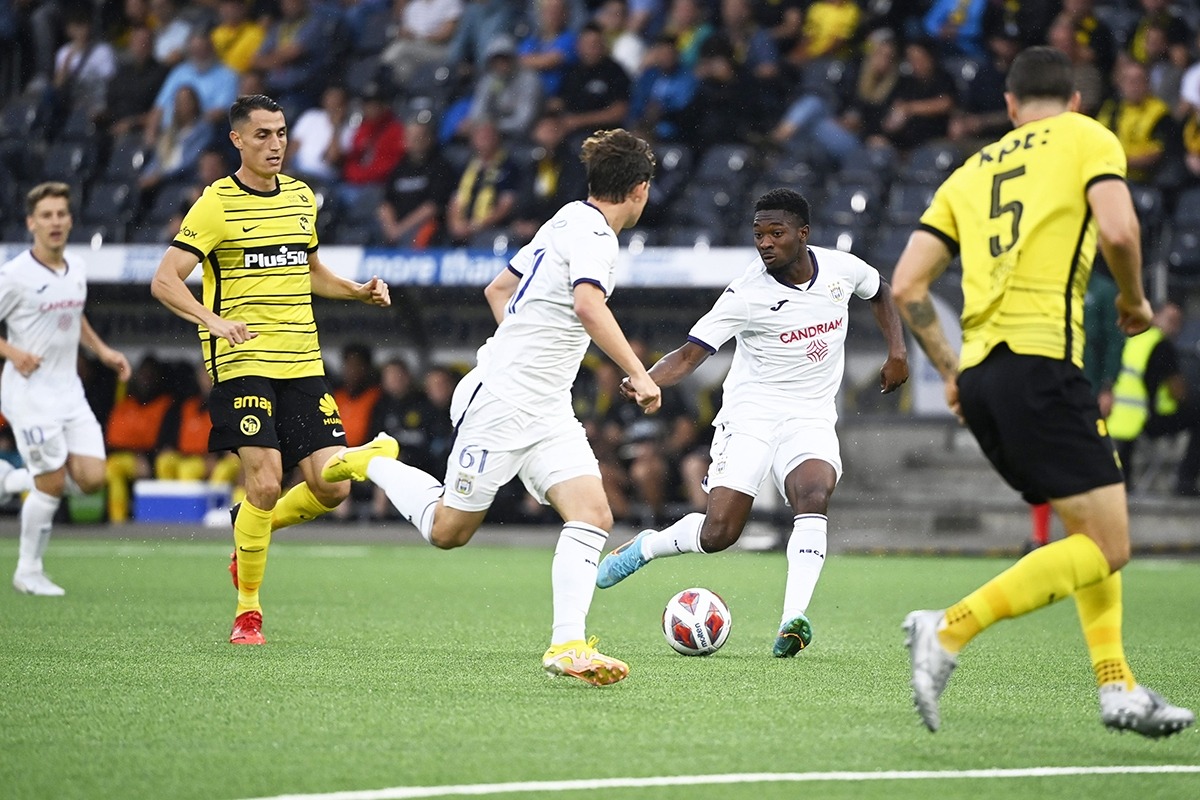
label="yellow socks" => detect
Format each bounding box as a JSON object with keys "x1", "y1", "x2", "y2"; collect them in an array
[
  {"x1": 938, "y1": 533, "x2": 1111, "y2": 654},
  {"x1": 271, "y1": 482, "x2": 338, "y2": 530},
  {"x1": 234, "y1": 500, "x2": 273, "y2": 614},
  {"x1": 1075, "y1": 571, "x2": 1136, "y2": 689}
]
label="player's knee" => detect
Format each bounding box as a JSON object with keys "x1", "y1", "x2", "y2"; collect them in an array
[
  {"x1": 314, "y1": 479, "x2": 350, "y2": 507},
  {"x1": 244, "y1": 474, "x2": 282, "y2": 507},
  {"x1": 698, "y1": 516, "x2": 741, "y2": 552},
  {"x1": 74, "y1": 471, "x2": 105, "y2": 495},
  {"x1": 429, "y1": 525, "x2": 470, "y2": 550},
  {"x1": 790, "y1": 484, "x2": 833, "y2": 515},
  {"x1": 1104, "y1": 538, "x2": 1131, "y2": 572}
]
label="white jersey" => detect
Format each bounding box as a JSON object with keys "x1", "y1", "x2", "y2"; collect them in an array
[
  {"x1": 0, "y1": 249, "x2": 90, "y2": 408},
  {"x1": 475, "y1": 201, "x2": 619, "y2": 414},
  {"x1": 689, "y1": 246, "x2": 881, "y2": 427}
]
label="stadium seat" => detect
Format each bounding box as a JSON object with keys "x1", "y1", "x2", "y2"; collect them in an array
[
  {"x1": 665, "y1": 226, "x2": 718, "y2": 248},
  {"x1": 3, "y1": 220, "x2": 28, "y2": 242},
  {"x1": 1166, "y1": 227, "x2": 1200, "y2": 280},
  {"x1": 813, "y1": 182, "x2": 881, "y2": 227},
  {"x1": 68, "y1": 223, "x2": 125, "y2": 245},
  {"x1": 1171, "y1": 186, "x2": 1200, "y2": 226},
  {"x1": 468, "y1": 228, "x2": 511, "y2": 253},
  {"x1": 668, "y1": 182, "x2": 742, "y2": 231},
  {"x1": 808, "y1": 224, "x2": 867, "y2": 256},
  {"x1": 83, "y1": 181, "x2": 138, "y2": 225},
  {"x1": 340, "y1": 184, "x2": 386, "y2": 224},
  {"x1": 898, "y1": 142, "x2": 962, "y2": 185},
  {"x1": 0, "y1": 96, "x2": 43, "y2": 140},
  {"x1": 867, "y1": 226, "x2": 914, "y2": 276},
  {"x1": 42, "y1": 141, "x2": 96, "y2": 183},
  {"x1": 59, "y1": 106, "x2": 97, "y2": 142},
  {"x1": 885, "y1": 183, "x2": 937, "y2": 226},
  {"x1": 103, "y1": 133, "x2": 150, "y2": 182},
  {"x1": 344, "y1": 55, "x2": 386, "y2": 98},
  {"x1": 0, "y1": 139, "x2": 43, "y2": 181},
  {"x1": 644, "y1": 144, "x2": 692, "y2": 224},
  {"x1": 695, "y1": 144, "x2": 757, "y2": 194},
  {"x1": 145, "y1": 182, "x2": 190, "y2": 223}
]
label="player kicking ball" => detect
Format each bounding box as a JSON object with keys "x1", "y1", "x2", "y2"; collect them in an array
[
  {"x1": 595, "y1": 189, "x2": 908, "y2": 656},
  {"x1": 323, "y1": 129, "x2": 661, "y2": 686}
]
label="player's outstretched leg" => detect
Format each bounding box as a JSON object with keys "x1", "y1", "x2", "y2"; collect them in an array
[
  {"x1": 12, "y1": 488, "x2": 64, "y2": 597},
  {"x1": 1099, "y1": 684, "x2": 1195, "y2": 737},
  {"x1": 322, "y1": 432, "x2": 400, "y2": 482},
  {"x1": 773, "y1": 613, "x2": 813, "y2": 658},
  {"x1": 903, "y1": 609, "x2": 958, "y2": 732},
  {"x1": 542, "y1": 637, "x2": 629, "y2": 686},
  {"x1": 595, "y1": 530, "x2": 651, "y2": 588}
]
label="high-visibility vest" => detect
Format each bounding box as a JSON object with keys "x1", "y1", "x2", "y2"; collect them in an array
[{"x1": 1106, "y1": 327, "x2": 1178, "y2": 440}]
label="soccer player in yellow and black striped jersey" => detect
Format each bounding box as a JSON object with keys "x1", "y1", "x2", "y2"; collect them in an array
[
  {"x1": 151, "y1": 95, "x2": 395, "y2": 645},
  {"x1": 892, "y1": 48, "x2": 1194, "y2": 736}
]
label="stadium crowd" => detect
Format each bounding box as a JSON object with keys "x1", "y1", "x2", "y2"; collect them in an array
[{"x1": 0, "y1": 1, "x2": 1199, "y2": 290}]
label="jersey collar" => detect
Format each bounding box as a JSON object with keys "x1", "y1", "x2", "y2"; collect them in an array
[
  {"x1": 768, "y1": 247, "x2": 819, "y2": 292},
  {"x1": 28, "y1": 248, "x2": 69, "y2": 276},
  {"x1": 231, "y1": 172, "x2": 281, "y2": 197}
]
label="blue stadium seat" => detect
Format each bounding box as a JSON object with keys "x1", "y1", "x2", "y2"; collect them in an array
[
  {"x1": 104, "y1": 133, "x2": 150, "y2": 182},
  {"x1": 42, "y1": 141, "x2": 96, "y2": 183},
  {"x1": 813, "y1": 181, "x2": 881, "y2": 227},
  {"x1": 899, "y1": 142, "x2": 962, "y2": 186},
  {"x1": 694, "y1": 144, "x2": 757, "y2": 192},
  {"x1": 885, "y1": 183, "x2": 937, "y2": 226},
  {"x1": 1171, "y1": 186, "x2": 1200, "y2": 226},
  {"x1": 0, "y1": 96, "x2": 43, "y2": 140},
  {"x1": 867, "y1": 226, "x2": 914, "y2": 277},
  {"x1": 808, "y1": 224, "x2": 867, "y2": 257},
  {"x1": 1166, "y1": 226, "x2": 1200, "y2": 281},
  {"x1": 83, "y1": 181, "x2": 138, "y2": 225},
  {"x1": 145, "y1": 182, "x2": 190, "y2": 223}
]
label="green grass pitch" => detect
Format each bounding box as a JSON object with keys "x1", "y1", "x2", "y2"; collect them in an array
[{"x1": 1, "y1": 539, "x2": 1197, "y2": 800}]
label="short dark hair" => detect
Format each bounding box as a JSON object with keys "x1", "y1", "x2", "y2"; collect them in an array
[
  {"x1": 754, "y1": 188, "x2": 810, "y2": 227},
  {"x1": 229, "y1": 94, "x2": 282, "y2": 129},
  {"x1": 580, "y1": 128, "x2": 656, "y2": 203},
  {"x1": 26, "y1": 182, "x2": 72, "y2": 216},
  {"x1": 1005, "y1": 46, "x2": 1074, "y2": 102}
]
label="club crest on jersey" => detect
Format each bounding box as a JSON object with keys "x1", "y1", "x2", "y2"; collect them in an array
[
  {"x1": 240, "y1": 415, "x2": 261, "y2": 435},
  {"x1": 828, "y1": 280, "x2": 845, "y2": 302},
  {"x1": 244, "y1": 244, "x2": 308, "y2": 268},
  {"x1": 299, "y1": 215, "x2": 311, "y2": 232},
  {"x1": 454, "y1": 473, "x2": 474, "y2": 495}
]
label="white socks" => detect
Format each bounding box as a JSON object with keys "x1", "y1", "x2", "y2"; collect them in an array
[
  {"x1": 640, "y1": 512, "x2": 706, "y2": 560},
  {"x1": 3, "y1": 465, "x2": 33, "y2": 495},
  {"x1": 781, "y1": 513, "x2": 827, "y2": 623},
  {"x1": 551, "y1": 521, "x2": 608, "y2": 645},
  {"x1": 17, "y1": 489, "x2": 60, "y2": 575},
  {"x1": 366, "y1": 458, "x2": 443, "y2": 543}
]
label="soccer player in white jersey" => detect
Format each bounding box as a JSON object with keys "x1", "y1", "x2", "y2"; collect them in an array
[
  {"x1": 0, "y1": 183, "x2": 131, "y2": 596},
  {"x1": 596, "y1": 188, "x2": 909, "y2": 655},
  {"x1": 323, "y1": 129, "x2": 661, "y2": 685}
]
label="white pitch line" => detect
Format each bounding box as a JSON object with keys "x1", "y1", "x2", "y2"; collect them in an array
[
  {"x1": 46, "y1": 543, "x2": 373, "y2": 559},
  {"x1": 243, "y1": 765, "x2": 1200, "y2": 800}
]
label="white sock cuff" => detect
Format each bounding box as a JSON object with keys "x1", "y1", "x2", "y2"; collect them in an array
[
  {"x1": 793, "y1": 513, "x2": 828, "y2": 522},
  {"x1": 559, "y1": 521, "x2": 608, "y2": 551},
  {"x1": 29, "y1": 488, "x2": 61, "y2": 509}
]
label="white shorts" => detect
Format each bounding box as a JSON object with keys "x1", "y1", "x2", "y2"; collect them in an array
[
  {"x1": 3, "y1": 395, "x2": 105, "y2": 475},
  {"x1": 443, "y1": 379, "x2": 600, "y2": 512},
  {"x1": 705, "y1": 417, "x2": 842, "y2": 500}
]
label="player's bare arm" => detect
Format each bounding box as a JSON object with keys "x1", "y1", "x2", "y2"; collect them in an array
[
  {"x1": 619, "y1": 340, "x2": 709, "y2": 401},
  {"x1": 892, "y1": 230, "x2": 962, "y2": 417},
  {"x1": 308, "y1": 251, "x2": 391, "y2": 307},
  {"x1": 483, "y1": 267, "x2": 521, "y2": 325},
  {"x1": 1087, "y1": 179, "x2": 1152, "y2": 335},
  {"x1": 0, "y1": 335, "x2": 41, "y2": 376},
  {"x1": 150, "y1": 246, "x2": 257, "y2": 346},
  {"x1": 79, "y1": 315, "x2": 131, "y2": 382},
  {"x1": 573, "y1": 282, "x2": 661, "y2": 413},
  {"x1": 867, "y1": 279, "x2": 909, "y2": 393}
]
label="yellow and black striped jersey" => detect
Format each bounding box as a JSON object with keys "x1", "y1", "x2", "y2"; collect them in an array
[
  {"x1": 171, "y1": 173, "x2": 323, "y2": 381},
  {"x1": 919, "y1": 112, "x2": 1127, "y2": 371}
]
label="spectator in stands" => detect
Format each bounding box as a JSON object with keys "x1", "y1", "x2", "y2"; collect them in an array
[
  {"x1": 465, "y1": 34, "x2": 542, "y2": 139},
  {"x1": 287, "y1": 84, "x2": 353, "y2": 182},
  {"x1": 1107, "y1": 301, "x2": 1200, "y2": 498},
  {"x1": 341, "y1": 81, "x2": 407, "y2": 198},
  {"x1": 788, "y1": 0, "x2": 859, "y2": 66},
  {"x1": 1180, "y1": 30, "x2": 1200, "y2": 119},
  {"x1": 1128, "y1": 0, "x2": 1192, "y2": 71},
  {"x1": 751, "y1": 0, "x2": 803, "y2": 59},
  {"x1": 593, "y1": 0, "x2": 645, "y2": 78},
  {"x1": 144, "y1": 32, "x2": 237, "y2": 148},
  {"x1": 252, "y1": 0, "x2": 330, "y2": 116},
  {"x1": 148, "y1": 0, "x2": 191, "y2": 68},
  {"x1": 551, "y1": 23, "x2": 631, "y2": 138},
  {"x1": 511, "y1": 110, "x2": 587, "y2": 243},
  {"x1": 333, "y1": 344, "x2": 382, "y2": 447},
  {"x1": 52, "y1": 7, "x2": 118, "y2": 120},
  {"x1": 105, "y1": 356, "x2": 174, "y2": 523},
  {"x1": 381, "y1": 0, "x2": 464, "y2": 85},
  {"x1": 1142, "y1": 21, "x2": 1186, "y2": 106},
  {"x1": 1046, "y1": 13, "x2": 1105, "y2": 117},
  {"x1": 518, "y1": 0, "x2": 577, "y2": 97},
  {"x1": 103, "y1": 26, "x2": 169, "y2": 136},
  {"x1": 1061, "y1": 0, "x2": 1118, "y2": 79},
  {"x1": 922, "y1": 0, "x2": 987, "y2": 60},
  {"x1": 154, "y1": 362, "x2": 241, "y2": 489},
  {"x1": 1183, "y1": 103, "x2": 1200, "y2": 184},
  {"x1": 629, "y1": 34, "x2": 697, "y2": 142},
  {"x1": 446, "y1": 118, "x2": 519, "y2": 244},
  {"x1": 421, "y1": 365, "x2": 458, "y2": 471},
  {"x1": 1098, "y1": 59, "x2": 1175, "y2": 185},
  {"x1": 719, "y1": 0, "x2": 779, "y2": 83},
  {"x1": 775, "y1": 26, "x2": 900, "y2": 155},
  {"x1": 575, "y1": 357, "x2": 633, "y2": 522},
  {"x1": 447, "y1": 0, "x2": 523, "y2": 74},
  {"x1": 184, "y1": 148, "x2": 230, "y2": 206},
  {"x1": 368, "y1": 358, "x2": 439, "y2": 518},
  {"x1": 662, "y1": 0, "x2": 712, "y2": 69},
  {"x1": 947, "y1": 28, "x2": 1018, "y2": 152},
  {"x1": 879, "y1": 38, "x2": 956, "y2": 153},
  {"x1": 691, "y1": 36, "x2": 757, "y2": 151},
  {"x1": 212, "y1": 0, "x2": 267, "y2": 74},
  {"x1": 378, "y1": 116, "x2": 456, "y2": 247},
  {"x1": 139, "y1": 84, "x2": 214, "y2": 192}
]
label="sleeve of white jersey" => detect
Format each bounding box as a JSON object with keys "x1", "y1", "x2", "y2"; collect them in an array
[
  {"x1": 851, "y1": 256, "x2": 882, "y2": 300},
  {"x1": 686, "y1": 286, "x2": 751, "y2": 354},
  {"x1": 0, "y1": 269, "x2": 18, "y2": 322},
  {"x1": 567, "y1": 225, "x2": 618, "y2": 295}
]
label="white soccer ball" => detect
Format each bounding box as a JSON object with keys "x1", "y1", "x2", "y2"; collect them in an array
[{"x1": 662, "y1": 587, "x2": 732, "y2": 656}]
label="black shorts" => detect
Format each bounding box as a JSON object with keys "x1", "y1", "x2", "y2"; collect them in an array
[
  {"x1": 209, "y1": 375, "x2": 344, "y2": 470},
  {"x1": 956, "y1": 344, "x2": 1124, "y2": 505}
]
